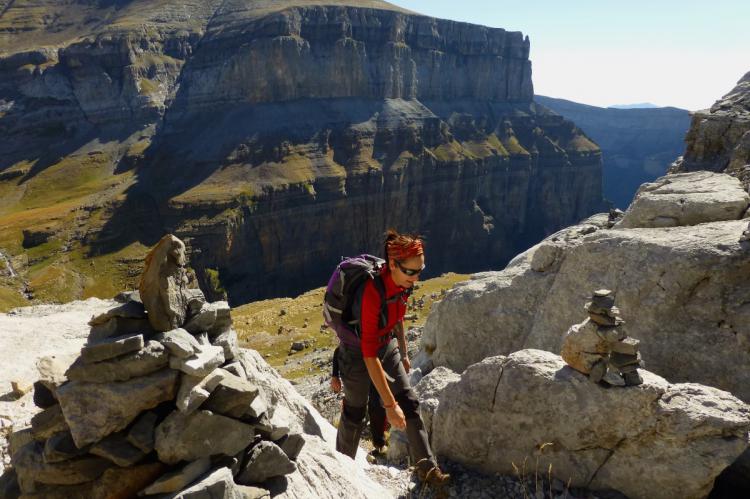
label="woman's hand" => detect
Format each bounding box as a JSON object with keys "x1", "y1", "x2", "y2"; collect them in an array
[
  {"x1": 402, "y1": 357, "x2": 411, "y2": 373},
  {"x1": 385, "y1": 403, "x2": 406, "y2": 430},
  {"x1": 330, "y1": 377, "x2": 342, "y2": 393}
]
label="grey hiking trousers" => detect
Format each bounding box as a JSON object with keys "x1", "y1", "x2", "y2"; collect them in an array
[{"x1": 335, "y1": 337, "x2": 436, "y2": 471}]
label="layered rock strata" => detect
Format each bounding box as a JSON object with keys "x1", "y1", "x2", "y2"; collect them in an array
[
  {"x1": 423, "y1": 172, "x2": 750, "y2": 401},
  {"x1": 670, "y1": 70, "x2": 750, "y2": 187},
  {"x1": 418, "y1": 349, "x2": 750, "y2": 499},
  {"x1": 0, "y1": 1, "x2": 603, "y2": 304}
]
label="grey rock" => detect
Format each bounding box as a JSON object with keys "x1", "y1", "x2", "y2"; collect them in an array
[
  {"x1": 141, "y1": 457, "x2": 212, "y2": 495},
  {"x1": 139, "y1": 234, "x2": 191, "y2": 332},
  {"x1": 185, "y1": 288, "x2": 207, "y2": 317},
  {"x1": 88, "y1": 301, "x2": 146, "y2": 326},
  {"x1": 88, "y1": 316, "x2": 155, "y2": 343},
  {"x1": 66, "y1": 341, "x2": 168, "y2": 383},
  {"x1": 616, "y1": 172, "x2": 749, "y2": 228},
  {"x1": 170, "y1": 344, "x2": 225, "y2": 377},
  {"x1": 213, "y1": 329, "x2": 239, "y2": 361},
  {"x1": 236, "y1": 441, "x2": 296, "y2": 485},
  {"x1": 276, "y1": 433, "x2": 305, "y2": 461},
  {"x1": 57, "y1": 368, "x2": 179, "y2": 447},
  {"x1": 431, "y1": 349, "x2": 750, "y2": 499},
  {"x1": 176, "y1": 369, "x2": 227, "y2": 414},
  {"x1": 184, "y1": 301, "x2": 232, "y2": 336},
  {"x1": 114, "y1": 290, "x2": 141, "y2": 304},
  {"x1": 80, "y1": 333, "x2": 145, "y2": 364},
  {"x1": 156, "y1": 328, "x2": 201, "y2": 358},
  {"x1": 30, "y1": 405, "x2": 67, "y2": 442},
  {"x1": 154, "y1": 410, "x2": 255, "y2": 465},
  {"x1": 223, "y1": 361, "x2": 247, "y2": 380},
  {"x1": 33, "y1": 380, "x2": 59, "y2": 409},
  {"x1": 236, "y1": 485, "x2": 271, "y2": 499},
  {"x1": 90, "y1": 432, "x2": 146, "y2": 467},
  {"x1": 164, "y1": 467, "x2": 246, "y2": 499},
  {"x1": 126, "y1": 411, "x2": 159, "y2": 453},
  {"x1": 203, "y1": 373, "x2": 260, "y2": 418},
  {"x1": 43, "y1": 431, "x2": 89, "y2": 463},
  {"x1": 14, "y1": 440, "x2": 111, "y2": 490}
]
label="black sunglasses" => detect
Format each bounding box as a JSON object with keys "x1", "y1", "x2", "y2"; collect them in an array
[{"x1": 395, "y1": 260, "x2": 425, "y2": 276}]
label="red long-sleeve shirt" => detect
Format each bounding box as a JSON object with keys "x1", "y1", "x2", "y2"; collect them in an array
[{"x1": 360, "y1": 268, "x2": 408, "y2": 357}]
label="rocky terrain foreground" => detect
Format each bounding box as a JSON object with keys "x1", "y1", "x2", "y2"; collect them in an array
[{"x1": 0, "y1": 0, "x2": 603, "y2": 307}]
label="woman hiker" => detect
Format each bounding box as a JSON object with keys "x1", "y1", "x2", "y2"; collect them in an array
[{"x1": 334, "y1": 229, "x2": 450, "y2": 492}]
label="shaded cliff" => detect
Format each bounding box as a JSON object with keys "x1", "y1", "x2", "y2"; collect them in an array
[
  {"x1": 536, "y1": 95, "x2": 689, "y2": 208},
  {"x1": 0, "y1": 1, "x2": 603, "y2": 305},
  {"x1": 670, "y1": 70, "x2": 750, "y2": 188}
]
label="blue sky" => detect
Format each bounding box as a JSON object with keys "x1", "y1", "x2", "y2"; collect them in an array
[{"x1": 393, "y1": 0, "x2": 750, "y2": 110}]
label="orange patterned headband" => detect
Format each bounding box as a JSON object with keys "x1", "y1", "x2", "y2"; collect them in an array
[{"x1": 387, "y1": 239, "x2": 424, "y2": 261}]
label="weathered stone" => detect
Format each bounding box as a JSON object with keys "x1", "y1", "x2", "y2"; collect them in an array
[
  {"x1": 154, "y1": 410, "x2": 255, "y2": 464},
  {"x1": 431, "y1": 349, "x2": 750, "y2": 499},
  {"x1": 560, "y1": 319, "x2": 609, "y2": 374},
  {"x1": 33, "y1": 380, "x2": 59, "y2": 408},
  {"x1": 185, "y1": 288, "x2": 207, "y2": 317},
  {"x1": 114, "y1": 290, "x2": 141, "y2": 304},
  {"x1": 141, "y1": 457, "x2": 211, "y2": 495},
  {"x1": 139, "y1": 234, "x2": 191, "y2": 332},
  {"x1": 126, "y1": 411, "x2": 158, "y2": 453},
  {"x1": 595, "y1": 326, "x2": 626, "y2": 343},
  {"x1": 10, "y1": 379, "x2": 33, "y2": 398},
  {"x1": 35, "y1": 355, "x2": 70, "y2": 393},
  {"x1": 19, "y1": 462, "x2": 165, "y2": 499},
  {"x1": 88, "y1": 317, "x2": 154, "y2": 343},
  {"x1": 176, "y1": 369, "x2": 227, "y2": 413},
  {"x1": 223, "y1": 361, "x2": 247, "y2": 380},
  {"x1": 164, "y1": 467, "x2": 245, "y2": 499},
  {"x1": 90, "y1": 432, "x2": 146, "y2": 467},
  {"x1": 57, "y1": 368, "x2": 179, "y2": 447},
  {"x1": 213, "y1": 329, "x2": 239, "y2": 361},
  {"x1": 9, "y1": 428, "x2": 33, "y2": 459},
  {"x1": 616, "y1": 172, "x2": 750, "y2": 228},
  {"x1": 276, "y1": 433, "x2": 305, "y2": 461},
  {"x1": 610, "y1": 352, "x2": 640, "y2": 367},
  {"x1": 14, "y1": 440, "x2": 111, "y2": 490},
  {"x1": 43, "y1": 431, "x2": 89, "y2": 463},
  {"x1": 587, "y1": 311, "x2": 621, "y2": 326},
  {"x1": 31, "y1": 405, "x2": 68, "y2": 441},
  {"x1": 236, "y1": 485, "x2": 271, "y2": 499},
  {"x1": 80, "y1": 333, "x2": 145, "y2": 364},
  {"x1": 170, "y1": 344, "x2": 225, "y2": 377},
  {"x1": 184, "y1": 301, "x2": 232, "y2": 336},
  {"x1": 203, "y1": 373, "x2": 259, "y2": 418},
  {"x1": 155, "y1": 328, "x2": 200, "y2": 358},
  {"x1": 245, "y1": 393, "x2": 268, "y2": 419},
  {"x1": 88, "y1": 301, "x2": 146, "y2": 326},
  {"x1": 66, "y1": 341, "x2": 168, "y2": 383},
  {"x1": 236, "y1": 441, "x2": 296, "y2": 485},
  {"x1": 0, "y1": 468, "x2": 20, "y2": 499},
  {"x1": 530, "y1": 242, "x2": 564, "y2": 272},
  {"x1": 611, "y1": 337, "x2": 640, "y2": 355},
  {"x1": 265, "y1": 407, "x2": 291, "y2": 441}
]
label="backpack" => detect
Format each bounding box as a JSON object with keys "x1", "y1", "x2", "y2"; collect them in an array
[{"x1": 323, "y1": 254, "x2": 411, "y2": 349}]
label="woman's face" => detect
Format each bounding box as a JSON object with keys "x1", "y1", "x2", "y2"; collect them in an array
[{"x1": 388, "y1": 254, "x2": 425, "y2": 289}]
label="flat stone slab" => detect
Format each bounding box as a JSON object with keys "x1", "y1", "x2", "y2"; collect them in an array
[
  {"x1": 236, "y1": 441, "x2": 296, "y2": 485},
  {"x1": 14, "y1": 440, "x2": 111, "y2": 488},
  {"x1": 154, "y1": 410, "x2": 255, "y2": 464},
  {"x1": 66, "y1": 341, "x2": 168, "y2": 383},
  {"x1": 127, "y1": 411, "x2": 159, "y2": 453},
  {"x1": 176, "y1": 369, "x2": 227, "y2": 414},
  {"x1": 617, "y1": 171, "x2": 750, "y2": 228},
  {"x1": 90, "y1": 432, "x2": 146, "y2": 467},
  {"x1": 88, "y1": 301, "x2": 146, "y2": 326},
  {"x1": 43, "y1": 431, "x2": 90, "y2": 463},
  {"x1": 57, "y1": 368, "x2": 179, "y2": 448},
  {"x1": 169, "y1": 344, "x2": 225, "y2": 377},
  {"x1": 212, "y1": 329, "x2": 239, "y2": 361},
  {"x1": 163, "y1": 467, "x2": 248, "y2": 499},
  {"x1": 155, "y1": 328, "x2": 200, "y2": 359},
  {"x1": 141, "y1": 457, "x2": 211, "y2": 495},
  {"x1": 80, "y1": 333, "x2": 145, "y2": 364},
  {"x1": 203, "y1": 372, "x2": 259, "y2": 418}
]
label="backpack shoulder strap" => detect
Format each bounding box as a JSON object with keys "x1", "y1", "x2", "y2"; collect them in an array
[{"x1": 373, "y1": 274, "x2": 388, "y2": 329}]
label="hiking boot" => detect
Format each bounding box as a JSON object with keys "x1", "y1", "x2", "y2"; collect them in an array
[{"x1": 416, "y1": 464, "x2": 451, "y2": 498}]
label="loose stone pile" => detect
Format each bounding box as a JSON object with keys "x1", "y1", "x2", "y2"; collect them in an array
[
  {"x1": 5, "y1": 235, "x2": 303, "y2": 498},
  {"x1": 561, "y1": 289, "x2": 643, "y2": 386}
]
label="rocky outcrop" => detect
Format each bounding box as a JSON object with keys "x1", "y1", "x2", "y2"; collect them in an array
[
  {"x1": 421, "y1": 349, "x2": 750, "y2": 499},
  {"x1": 423, "y1": 172, "x2": 750, "y2": 401},
  {"x1": 670, "y1": 70, "x2": 750, "y2": 187},
  {"x1": 0, "y1": 1, "x2": 603, "y2": 305},
  {"x1": 536, "y1": 95, "x2": 690, "y2": 208}
]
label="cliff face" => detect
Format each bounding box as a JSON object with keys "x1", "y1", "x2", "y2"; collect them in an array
[
  {"x1": 670, "y1": 70, "x2": 750, "y2": 187},
  {"x1": 535, "y1": 95, "x2": 690, "y2": 208},
  {"x1": 0, "y1": 1, "x2": 603, "y2": 304}
]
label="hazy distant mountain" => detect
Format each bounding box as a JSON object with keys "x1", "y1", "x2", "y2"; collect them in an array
[
  {"x1": 535, "y1": 95, "x2": 690, "y2": 208},
  {"x1": 608, "y1": 103, "x2": 660, "y2": 109}
]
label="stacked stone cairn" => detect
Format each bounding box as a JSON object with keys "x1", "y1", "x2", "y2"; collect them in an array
[
  {"x1": 6, "y1": 235, "x2": 302, "y2": 498},
  {"x1": 561, "y1": 289, "x2": 644, "y2": 387}
]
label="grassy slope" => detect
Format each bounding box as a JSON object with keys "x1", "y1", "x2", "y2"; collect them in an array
[{"x1": 233, "y1": 272, "x2": 469, "y2": 379}]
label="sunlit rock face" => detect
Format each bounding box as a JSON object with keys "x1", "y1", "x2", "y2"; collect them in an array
[{"x1": 0, "y1": 1, "x2": 603, "y2": 304}]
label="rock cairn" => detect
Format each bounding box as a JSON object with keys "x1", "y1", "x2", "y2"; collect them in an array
[
  {"x1": 6, "y1": 235, "x2": 302, "y2": 498},
  {"x1": 561, "y1": 289, "x2": 643, "y2": 386}
]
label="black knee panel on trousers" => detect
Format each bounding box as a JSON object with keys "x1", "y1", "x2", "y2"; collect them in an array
[
  {"x1": 342, "y1": 402, "x2": 367, "y2": 423},
  {"x1": 395, "y1": 389, "x2": 420, "y2": 418}
]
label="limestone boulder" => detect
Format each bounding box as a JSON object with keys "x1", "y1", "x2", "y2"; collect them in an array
[
  {"x1": 616, "y1": 172, "x2": 749, "y2": 228},
  {"x1": 424, "y1": 212, "x2": 750, "y2": 401},
  {"x1": 138, "y1": 234, "x2": 191, "y2": 332},
  {"x1": 66, "y1": 341, "x2": 168, "y2": 383},
  {"x1": 430, "y1": 349, "x2": 750, "y2": 499},
  {"x1": 57, "y1": 368, "x2": 179, "y2": 447}
]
